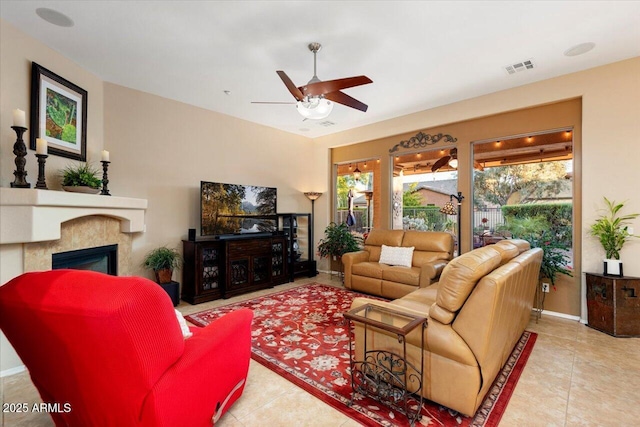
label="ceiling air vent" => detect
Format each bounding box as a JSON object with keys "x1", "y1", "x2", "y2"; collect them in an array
[
  {"x1": 317, "y1": 120, "x2": 335, "y2": 127},
  {"x1": 504, "y1": 59, "x2": 535, "y2": 75}
]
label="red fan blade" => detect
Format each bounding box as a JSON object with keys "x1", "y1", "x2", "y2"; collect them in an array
[
  {"x1": 276, "y1": 71, "x2": 304, "y2": 101},
  {"x1": 301, "y1": 76, "x2": 372, "y2": 96},
  {"x1": 431, "y1": 156, "x2": 451, "y2": 172},
  {"x1": 324, "y1": 91, "x2": 368, "y2": 112}
]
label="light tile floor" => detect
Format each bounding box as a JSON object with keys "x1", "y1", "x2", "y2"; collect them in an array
[{"x1": 2, "y1": 273, "x2": 639, "y2": 426}]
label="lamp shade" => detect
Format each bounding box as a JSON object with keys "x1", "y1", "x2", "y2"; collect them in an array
[
  {"x1": 296, "y1": 97, "x2": 333, "y2": 120},
  {"x1": 304, "y1": 192, "x2": 323, "y2": 201},
  {"x1": 440, "y1": 201, "x2": 457, "y2": 215}
]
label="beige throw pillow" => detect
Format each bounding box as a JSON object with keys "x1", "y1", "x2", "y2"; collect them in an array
[{"x1": 379, "y1": 245, "x2": 414, "y2": 267}]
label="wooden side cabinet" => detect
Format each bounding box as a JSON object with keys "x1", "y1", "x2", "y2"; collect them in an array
[
  {"x1": 586, "y1": 273, "x2": 640, "y2": 337},
  {"x1": 183, "y1": 235, "x2": 289, "y2": 304},
  {"x1": 182, "y1": 240, "x2": 224, "y2": 304}
]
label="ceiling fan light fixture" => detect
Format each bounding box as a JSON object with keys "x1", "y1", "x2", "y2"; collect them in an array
[
  {"x1": 448, "y1": 158, "x2": 458, "y2": 169},
  {"x1": 296, "y1": 96, "x2": 334, "y2": 120}
]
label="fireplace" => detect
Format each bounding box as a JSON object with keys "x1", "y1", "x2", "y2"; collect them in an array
[{"x1": 52, "y1": 244, "x2": 118, "y2": 276}]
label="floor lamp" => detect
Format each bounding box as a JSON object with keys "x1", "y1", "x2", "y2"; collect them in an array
[
  {"x1": 304, "y1": 192, "x2": 322, "y2": 268},
  {"x1": 440, "y1": 191, "x2": 464, "y2": 255}
]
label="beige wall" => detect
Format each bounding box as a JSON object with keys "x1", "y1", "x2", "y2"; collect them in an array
[
  {"x1": 319, "y1": 58, "x2": 640, "y2": 321},
  {"x1": 0, "y1": 21, "x2": 105, "y2": 189},
  {"x1": 331, "y1": 99, "x2": 582, "y2": 316},
  {"x1": 103, "y1": 83, "x2": 321, "y2": 278},
  {"x1": 0, "y1": 20, "x2": 323, "y2": 373},
  {"x1": 331, "y1": 99, "x2": 582, "y2": 247}
]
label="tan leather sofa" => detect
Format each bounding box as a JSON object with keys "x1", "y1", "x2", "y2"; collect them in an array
[
  {"x1": 342, "y1": 229, "x2": 454, "y2": 299},
  {"x1": 350, "y1": 239, "x2": 542, "y2": 416}
]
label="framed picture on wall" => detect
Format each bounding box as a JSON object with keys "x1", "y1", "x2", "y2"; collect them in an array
[{"x1": 30, "y1": 62, "x2": 88, "y2": 161}]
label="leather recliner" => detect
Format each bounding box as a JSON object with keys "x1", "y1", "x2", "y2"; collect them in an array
[{"x1": 350, "y1": 239, "x2": 542, "y2": 416}]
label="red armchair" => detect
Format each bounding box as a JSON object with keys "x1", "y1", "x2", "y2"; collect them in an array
[{"x1": 0, "y1": 270, "x2": 253, "y2": 426}]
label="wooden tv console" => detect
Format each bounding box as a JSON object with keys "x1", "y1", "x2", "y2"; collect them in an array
[{"x1": 182, "y1": 234, "x2": 289, "y2": 304}]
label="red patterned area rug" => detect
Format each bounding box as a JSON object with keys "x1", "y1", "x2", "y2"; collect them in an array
[{"x1": 186, "y1": 283, "x2": 537, "y2": 427}]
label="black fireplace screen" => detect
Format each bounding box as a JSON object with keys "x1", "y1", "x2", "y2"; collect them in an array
[{"x1": 52, "y1": 244, "x2": 118, "y2": 276}]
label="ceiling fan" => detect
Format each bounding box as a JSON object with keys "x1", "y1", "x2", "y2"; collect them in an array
[
  {"x1": 252, "y1": 42, "x2": 372, "y2": 120},
  {"x1": 431, "y1": 148, "x2": 484, "y2": 172}
]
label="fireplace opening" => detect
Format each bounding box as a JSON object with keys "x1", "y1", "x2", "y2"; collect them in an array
[{"x1": 52, "y1": 244, "x2": 118, "y2": 276}]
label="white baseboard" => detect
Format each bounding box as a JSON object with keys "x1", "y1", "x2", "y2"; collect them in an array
[
  {"x1": 540, "y1": 309, "x2": 581, "y2": 321},
  {"x1": 1, "y1": 365, "x2": 25, "y2": 378},
  {"x1": 318, "y1": 269, "x2": 342, "y2": 276}
]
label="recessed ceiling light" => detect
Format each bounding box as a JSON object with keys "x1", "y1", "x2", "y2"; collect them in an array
[
  {"x1": 36, "y1": 8, "x2": 74, "y2": 27},
  {"x1": 564, "y1": 42, "x2": 595, "y2": 57}
]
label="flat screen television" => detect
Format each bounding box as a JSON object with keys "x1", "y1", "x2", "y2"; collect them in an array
[{"x1": 201, "y1": 181, "x2": 277, "y2": 236}]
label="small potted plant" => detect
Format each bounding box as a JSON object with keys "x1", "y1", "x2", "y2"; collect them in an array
[
  {"x1": 317, "y1": 222, "x2": 363, "y2": 271},
  {"x1": 589, "y1": 197, "x2": 639, "y2": 276},
  {"x1": 143, "y1": 246, "x2": 182, "y2": 305},
  {"x1": 61, "y1": 162, "x2": 102, "y2": 193}
]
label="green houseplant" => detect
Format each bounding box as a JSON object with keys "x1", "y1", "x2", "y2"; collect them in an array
[
  {"x1": 143, "y1": 246, "x2": 182, "y2": 284},
  {"x1": 498, "y1": 215, "x2": 573, "y2": 286},
  {"x1": 61, "y1": 163, "x2": 102, "y2": 190},
  {"x1": 589, "y1": 197, "x2": 638, "y2": 275},
  {"x1": 317, "y1": 222, "x2": 363, "y2": 260}
]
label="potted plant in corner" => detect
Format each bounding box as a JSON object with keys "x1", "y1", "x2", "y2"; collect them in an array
[
  {"x1": 589, "y1": 197, "x2": 639, "y2": 276},
  {"x1": 317, "y1": 222, "x2": 363, "y2": 272},
  {"x1": 61, "y1": 162, "x2": 102, "y2": 193},
  {"x1": 498, "y1": 215, "x2": 573, "y2": 287},
  {"x1": 143, "y1": 246, "x2": 182, "y2": 306}
]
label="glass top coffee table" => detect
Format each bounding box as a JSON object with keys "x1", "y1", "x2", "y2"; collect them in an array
[{"x1": 343, "y1": 303, "x2": 427, "y2": 427}]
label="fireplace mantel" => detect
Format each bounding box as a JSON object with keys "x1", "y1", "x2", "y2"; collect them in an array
[{"x1": 0, "y1": 188, "x2": 147, "y2": 244}]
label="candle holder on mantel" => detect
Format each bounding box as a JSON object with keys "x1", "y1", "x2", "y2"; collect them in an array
[
  {"x1": 100, "y1": 161, "x2": 111, "y2": 196},
  {"x1": 10, "y1": 126, "x2": 31, "y2": 188},
  {"x1": 35, "y1": 154, "x2": 48, "y2": 189}
]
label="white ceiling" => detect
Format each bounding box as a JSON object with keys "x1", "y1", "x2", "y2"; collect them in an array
[{"x1": 2, "y1": 1, "x2": 639, "y2": 138}]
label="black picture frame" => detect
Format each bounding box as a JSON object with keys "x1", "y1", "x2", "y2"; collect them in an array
[{"x1": 30, "y1": 62, "x2": 88, "y2": 161}]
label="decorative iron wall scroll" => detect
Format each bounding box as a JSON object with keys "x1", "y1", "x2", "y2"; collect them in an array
[{"x1": 389, "y1": 131, "x2": 457, "y2": 153}]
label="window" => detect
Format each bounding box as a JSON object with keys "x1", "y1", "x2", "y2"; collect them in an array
[
  {"x1": 472, "y1": 130, "x2": 574, "y2": 289},
  {"x1": 335, "y1": 160, "x2": 378, "y2": 233},
  {"x1": 392, "y1": 148, "x2": 458, "y2": 245}
]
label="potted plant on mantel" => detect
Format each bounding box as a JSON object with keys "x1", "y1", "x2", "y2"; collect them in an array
[
  {"x1": 143, "y1": 246, "x2": 182, "y2": 306},
  {"x1": 317, "y1": 222, "x2": 363, "y2": 273},
  {"x1": 61, "y1": 162, "x2": 102, "y2": 193},
  {"x1": 589, "y1": 197, "x2": 639, "y2": 276}
]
